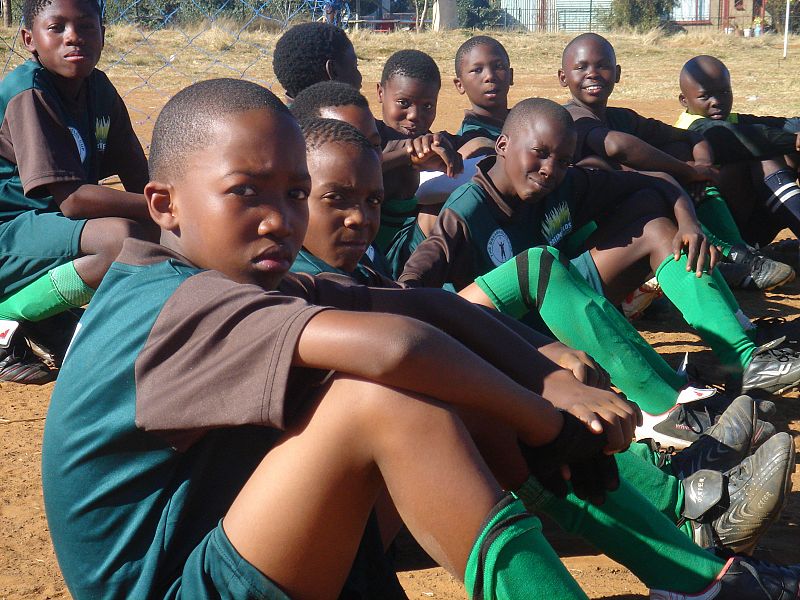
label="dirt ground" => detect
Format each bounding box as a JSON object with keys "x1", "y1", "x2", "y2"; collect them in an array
[{"x1": 2, "y1": 28, "x2": 800, "y2": 600}]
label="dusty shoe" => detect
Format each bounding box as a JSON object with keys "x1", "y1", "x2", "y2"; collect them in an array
[
  {"x1": 668, "y1": 395, "x2": 758, "y2": 479},
  {"x1": 683, "y1": 432, "x2": 795, "y2": 554},
  {"x1": 0, "y1": 320, "x2": 55, "y2": 384},
  {"x1": 761, "y1": 237, "x2": 800, "y2": 271},
  {"x1": 742, "y1": 342, "x2": 800, "y2": 395},
  {"x1": 650, "y1": 555, "x2": 800, "y2": 599},
  {"x1": 21, "y1": 309, "x2": 82, "y2": 369},
  {"x1": 636, "y1": 387, "x2": 718, "y2": 449},
  {"x1": 621, "y1": 276, "x2": 663, "y2": 321},
  {"x1": 724, "y1": 245, "x2": 795, "y2": 291}
]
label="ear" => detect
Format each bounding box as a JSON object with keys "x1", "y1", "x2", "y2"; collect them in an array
[
  {"x1": 615, "y1": 65, "x2": 621, "y2": 83},
  {"x1": 453, "y1": 77, "x2": 465, "y2": 95},
  {"x1": 495, "y1": 134, "x2": 508, "y2": 158},
  {"x1": 145, "y1": 180, "x2": 179, "y2": 232},
  {"x1": 678, "y1": 93, "x2": 688, "y2": 108},
  {"x1": 21, "y1": 27, "x2": 35, "y2": 54},
  {"x1": 557, "y1": 68, "x2": 567, "y2": 88},
  {"x1": 508, "y1": 67, "x2": 514, "y2": 87},
  {"x1": 324, "y1": 58, "x2": 337, "y2": 81},
  {"x1": 376, "y1": 82, "x2": 384, "y2": 104}
]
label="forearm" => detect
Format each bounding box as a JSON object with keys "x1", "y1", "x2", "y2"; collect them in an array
[
  {"x1": 605, "y1": 131, "x2": 696, "y2": 183},
  {"x1": 691, "y1": 139, "x2": 715, "y2": 166},
  {"x1": 53, "y1": 182, "x2": 150, "y2": 221},
  {"x1": 294, "y1": 308, "x2": 563, "y2": 445}
]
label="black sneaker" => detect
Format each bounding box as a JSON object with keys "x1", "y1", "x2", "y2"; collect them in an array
[
  {"x1": 0, "y1": 324, "x2": 55, "y2": 384},
  {"x1": 761, "y1": 237, "x2": 800, "y2": 271},
  {"x1": 20, "y1": 309, "x2": 82, "y2": 369},
  {"x1": 668, "y1": 395, "x2": 757, "y2": 479},
  {"x1": 650, "y1": 555, "x2": 800, "y2": 599},
  {"x1": 754, "y1": 316, "x2": 800, "y2": 348},
  {"x1": 725, "y1": 245, "x2": 796, "y2": 291},
  {"x1": 742, "y1": 342, "x2": 800, "y2": 395},
  {"x1": 636, "y1": 393, "x2": 717, "y2": 450},
  {"x1": 686, "y1": 431, "x2": 795, "y2": 554}
]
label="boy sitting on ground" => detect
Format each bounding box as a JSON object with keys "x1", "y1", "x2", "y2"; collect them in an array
[
  {"x1": 559, "y1": 33, "x2": 793, "y2": 292},
  {"x1": 676, "y1": 54, "x2": 800, "y2": 252},
  {"x1": 0, "y1": 0, "x2": 153, "y2": 382},
  {"x1": 401, "y1": 98, "x2": 800, "y2": 408},
  {"x1": 292, "y1": 115, "x2": 795, "y2": 581},
  {"x1": 272, "y1": 21, "x2": 362, "y2": 102}
]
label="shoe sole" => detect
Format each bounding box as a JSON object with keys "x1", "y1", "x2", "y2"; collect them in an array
[{"x1": 760, "y1": 268, "x2": 796, "y2": 291}]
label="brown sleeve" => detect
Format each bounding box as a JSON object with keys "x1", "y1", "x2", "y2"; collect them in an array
[
  {"x1": 101, "y1": 93, "x2": 148, "y2": 192},
  {"x1": 399, "y1": 207, "x2": 475, "y2": 290},
  {"x1": 3, "y1": 89, "x2": 84, "y2": 196},
  {"x1": 134, "y1": 270, "x2": 329, "y2": 448},
  {"x1": 280, "y1": 271, "x2": 374, "y2": 309}
]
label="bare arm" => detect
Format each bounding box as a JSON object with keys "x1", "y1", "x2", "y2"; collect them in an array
[
  {"x1": 588, "y1": 128, "x2": 714, "y2": 186},
  {"x1": 368, "y1": 286, "x2": 637, "y2": 451},
  {"x1": 49, "y1": 181, "x2": 151, "y2": 222},
  {"x1": 294, "y1": 308, "x2": 564, "y2": 448}
]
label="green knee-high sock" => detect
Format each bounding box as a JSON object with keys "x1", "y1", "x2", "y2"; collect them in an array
[
  {"x1": 465, "y1": 494, "x2": 588, "y2": 600},
  {"x1": 515, "y1": 475, "x2": 725, "y2": 593},
  {"x1": 655, "y1": 254, "x2": 757, "y2": 372},
  {"x1": 0, "y1": 262, "x2": 94, "y2": 322},
  {"x1": 476, "y1": 247, "x2": 685, "y2": 414},
  {"x1": 695, "y1": 186, "x2": 748, "y2": 256}
]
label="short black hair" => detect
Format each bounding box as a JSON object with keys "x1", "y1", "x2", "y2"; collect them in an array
[
  {"x1": 454, "y1": 35, "x2": 509, "y2": 77},
  {"x1": 502, "y1": 97, "x2": 574, "y2": 136},
  {"x1": 291, "y1": 81, "x2": 369, "y2": 122},
  {"x1": 380, "y1": 49, "x2": 440, "y2": 88},
  {"x1": 273, "y1": 22, "x2": 355, "y2": 99},
  {"x1": 561, "y1": 33, "x2": 615, "y2": 67},
  {"x1": 149, "y1": 78, "x2": 291, "y2": 181},
  {"x1": 300, "y1": 117, "x2": 378, "y2": 157},
  {"x1": 23, "y1": 0, "x2": 101, "y2": 26}
]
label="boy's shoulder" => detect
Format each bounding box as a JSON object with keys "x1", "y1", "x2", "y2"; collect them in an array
[{"x1": 457, "y1": 110, "x2": 505, "y2": 139}]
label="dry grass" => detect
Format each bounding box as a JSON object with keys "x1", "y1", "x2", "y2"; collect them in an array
[{"x1": 2, "y1": 25, "x2": 800, "y2": 143}]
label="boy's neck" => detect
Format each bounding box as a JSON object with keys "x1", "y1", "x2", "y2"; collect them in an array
[
  {"x1": 568, "y1": 95, "x2": 607, "y2": 120},
  {"x1": 487, "y1": 156, "x2": 516, "y2": 200},
  {"x1": 40, "y1": 61, "x2": 89, "y2": 101},
  {"x1": 469, "y1": 103, "x2": 509, "y2": 123}
]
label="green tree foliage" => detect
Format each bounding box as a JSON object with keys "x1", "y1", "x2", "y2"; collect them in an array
[
  {"x1": 765, "y1": 0, "x2": 800, "y2": 34},
  {"x1": 456, "y1": 0, "x2": 504, "y2": 28},
  {"x1": 605, "y1": 0, "x2": 677, "y2": 31}
]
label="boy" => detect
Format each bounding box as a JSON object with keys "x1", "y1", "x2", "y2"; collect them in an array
[
  {"x1": 42, "y1": 77, "x2": 800, "y2": 600},
  {"x1": 374, "y1": 49, "x2": 462, "y2": 277},
  {"x1": 294, "y1": 116, "x2": 794, "y2": 568},
  {"x1": 453, "y1": 35, "x2": 512, "y2": 156},
  {"x1": 0, "y1": 0, "x2": 152, "y2": 382},
  {"x1": 401, "y1": 98, "x2": 800, "y2": 402},
  {"x1": 272, "y1": 21, "x2": 362, "y2": 101},
  {"x1": 559, "y1": 33, "x2": 793, "y2": 292},
  {"x1": 677, "y1": 54, "x2": 800, "y2": 250}
]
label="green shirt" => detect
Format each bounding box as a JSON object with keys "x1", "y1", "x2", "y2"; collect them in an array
[{"x1": 42, "y1": 239, "x2": 370, "y2": 599}]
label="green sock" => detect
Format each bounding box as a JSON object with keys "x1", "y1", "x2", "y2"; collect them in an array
[
  {"x1": 655, "y1": 254, "x2": 757, "y2": 372},
  {"x1": 476, "y1": 246, "x2": 685, "y2": 414},
  {"x1": 695, "y1": 186, "x2": 747, "y2": 253},
  {"x1": 0, "y1": 262, "x2": 94, "y2": 322},
  {"x1": 465, "y1": 494, "x2": 587, "y2": 600},
  {"x1": 701, "y1": 223, "x2": 731, "y2": 257},
  {"x1": 516, "y1": 474, "x2": 725, "y2": 593}
]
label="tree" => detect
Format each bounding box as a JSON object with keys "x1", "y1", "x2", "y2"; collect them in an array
[
  {"x1": 3, "y1": 0, "x2": 12, "y2": 28},
  {"x1": 605, "y1": 0, "x2": 677, "y2": 31}
]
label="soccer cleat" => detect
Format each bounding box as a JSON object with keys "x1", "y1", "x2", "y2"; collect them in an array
[
  {"x1": 722, "y1": 245, "x2": 796, "y2": 291},
  {"x1": 650, "y1": 555, "x2": 800, "y2": 599},
  {"x1": 21, "y1": 309, "x2": 82, "y2": 369},
  {"x1": 761, "y1": 237, "x2": 800, "y2": 271},
  {"x1": 742, "y1": 342, "x2": 800, "y2": 395},
  {"x1": 621, "y1": 276, "x2": 663, "y2": 321},
  {"x1": 0, "y1": 325, "x2": 55, "y2": 384},
  {"x1": 683, "y1": 432, "x2": 795, "y2": 554},
  {"x1": 668, "y1": 395, "x2": 758, "y2": 479},
  {"x1": 754, "y1": 316, "x2": 800, "y2": 348},
  {"x1": 636, "y1": 387, "x2": 718, "y2": 450}
]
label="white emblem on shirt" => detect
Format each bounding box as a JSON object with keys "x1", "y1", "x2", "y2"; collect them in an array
[
  {"x1": 68, "y1": 126, "x2": 87, "y2": 163},
  {"x1": 487, "y1": 229, "x2": 513, "y2": 267}
]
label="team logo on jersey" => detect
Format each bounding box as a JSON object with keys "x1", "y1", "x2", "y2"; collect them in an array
[
  {"x1": 487, "y1": 229, "x2": 512, "y2": 266},
  {"x1": 95, "y1": 116, "x2": 110, "y2": 153},
  {"x1": 541, "y1": 201, "x2": 572, "y2": 246},
  {"x1": 68, "y1": 126, "x2": 87, "y2": 163}
]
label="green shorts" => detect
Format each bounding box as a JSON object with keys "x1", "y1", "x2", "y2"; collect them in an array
[
  {"x1": 569, "y1": 250, "x2": 604, "y2": 296},
  {"x1": 163, "y1": 521, "x2": 291, "y2": 600},
  {"x1": 0, "y1": 210, "x2": 85, "y2": 296}
]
